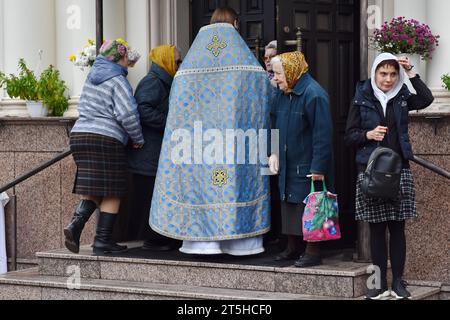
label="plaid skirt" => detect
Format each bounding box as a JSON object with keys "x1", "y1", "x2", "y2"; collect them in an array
[
  {"x1": 355, "y1": 169, "x2": 418, "y2": 223},
  {"x1": 70, "y1": 133, "x2": 128, "y2": 197}
]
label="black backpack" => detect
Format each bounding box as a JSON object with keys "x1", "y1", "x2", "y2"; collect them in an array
[{"x1": 361, "y1": 147, "x2": 403, "y2": 200}]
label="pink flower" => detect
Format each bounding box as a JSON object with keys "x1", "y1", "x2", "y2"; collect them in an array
[
  {"x1": 372, "y1": 17, "x2": 439, "y2": 60},
  {"x1": 100, "y1": 40, "x2": 113, "y2": 53},
  {"x1": 118, "y1": 45, "x2": 126, "y2": 56}
]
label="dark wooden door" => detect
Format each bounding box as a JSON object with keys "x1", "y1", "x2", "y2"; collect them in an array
[
  {"x1": 191, "y1": 0, "x2": 361, "y2": 248},
  {"x1": 278, "y1": 0, "x2": 360, "y2": 248},
  {"x1": 191, "y1": 0, "x2": 276, "y2": 63}
]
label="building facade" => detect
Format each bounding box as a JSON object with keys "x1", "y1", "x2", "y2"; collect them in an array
[{"x1": 0, "y1": 0, "x2": 449, "y2": 103}]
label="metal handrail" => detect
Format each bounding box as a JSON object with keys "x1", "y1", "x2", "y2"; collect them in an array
[
  {"x1": 0, "y1": 149, "x2": 72, "y2": 271},
  {"x1": 412, "y1": 156, "x2": 450, "y2": 180},
  {"x1": 0, "y1": 150, "x2": 73, "y2": 194}
]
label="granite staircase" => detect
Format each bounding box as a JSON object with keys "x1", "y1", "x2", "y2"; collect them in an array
[{"x1": 0, "y1": 243, "x2": 441, "y2": 300}]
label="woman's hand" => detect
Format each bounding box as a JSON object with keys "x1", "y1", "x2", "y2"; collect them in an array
[
  {"x1": 398, "y1": 56, "x2": 417, "y2": 78},
  {"x1": 310, "y1": 174, "x2": 325, "y2": 182},
  {"x1": 133, "y1": 143, "x2": 144, "y2": 149},
  {"x1": 366, "y1": 126, "x2": 388, "y2": 142},
  {"x1": 268, "y1": 154, "x2": 279, "y2": 175}
]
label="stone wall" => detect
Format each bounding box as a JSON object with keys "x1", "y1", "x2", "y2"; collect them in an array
[
  {"x1": 406, "y1": 114, "x2": 450, "y2": 283},
  {"x1": 0, "y1": 118, "x2": 95, "y2": 268}
]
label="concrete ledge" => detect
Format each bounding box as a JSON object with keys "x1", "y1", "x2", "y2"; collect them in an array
[{"x1": 0, "y1": 98, "x2": 80, "y2": 118}]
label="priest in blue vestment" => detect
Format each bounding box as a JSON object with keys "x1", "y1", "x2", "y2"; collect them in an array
[{"x1": 149, "y1": 8, "x2": 272, "y2": 256}]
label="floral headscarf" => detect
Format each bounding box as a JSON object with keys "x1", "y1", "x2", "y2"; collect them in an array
[
  {"x1": 278, "y1": 51, "x2": 309, "y2": 90},
  {"x1": 149, "y1": 45, "x2": 177, "y2": 77},
  {"x1": 127, "y1": 48, "x2": 141, "y2": 67},
  {"x1": 100, "y1": 38, "x2": 129, "y2": 63}
]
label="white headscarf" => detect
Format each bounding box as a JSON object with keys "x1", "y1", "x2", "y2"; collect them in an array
[{"x1": 370, "y1": 53, "x2": 406, "y2": 116}]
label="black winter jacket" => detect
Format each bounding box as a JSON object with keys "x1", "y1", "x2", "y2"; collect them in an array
[
  {"x1": 345, "y1": 75, "x2": 434, "y2": 170},
  {"x1": 127, "y1": 64, "x2": 173, "y2": 176}
]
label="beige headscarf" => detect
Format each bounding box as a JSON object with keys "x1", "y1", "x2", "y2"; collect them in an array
[{"x1": 278, "y1": 51, "x2": 309, "y2": 90}]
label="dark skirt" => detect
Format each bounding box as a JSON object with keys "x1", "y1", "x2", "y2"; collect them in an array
[
  {"x1": 70, "y1": 133, "x2": 128, "y2": 197},
  {"x1": 281, "y1": 201, "x2": 305, "y2": 236},
  {"x1": 355, "y1": 169, "x2": 418, "y2": 223}
]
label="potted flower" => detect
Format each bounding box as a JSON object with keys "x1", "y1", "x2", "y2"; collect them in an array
[
  {"x1": 0, "y1": 59, "x2": 48, "y2": 117},
  {"x1": 39, "y1": 65, "x2": 70, "y2": 117},
  {"x1": 0, "y1": 59, "x2": 69, "y2": 117},
  {"x1": 371, "y1": 17, "x2": 440, "y2": 78},
  {"x1": 69, "y1": 39, "x2": 97, "y2": 71},
  {"x1": 69, "y1": 39, "x2": 97, "y2": 96},
  {"x1": 442, "y1": 74, "x2": 450, "y2": 91}
]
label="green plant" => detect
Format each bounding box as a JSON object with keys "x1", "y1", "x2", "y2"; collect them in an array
[
  {"x1": 0, "y1": 59, "x2": 42, "y2": 101},
  {"x1": 442, "y1": 74, "x2": 450, "y2": 91},
  {"x1": 39, "y1": 66, "x2": 69, "y2": 116},
  {"x1": 0, "y1": 59, "x2": 69, "y2": 116}
]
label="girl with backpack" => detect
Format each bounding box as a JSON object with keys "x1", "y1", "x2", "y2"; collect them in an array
[{"x1": 345, "y1": 53, "x2": 434, "y2": 300}]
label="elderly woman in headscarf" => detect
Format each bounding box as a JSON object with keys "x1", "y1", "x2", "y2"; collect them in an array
[
  {"x1": 64, "y1": 39, "x2": 144, "y2": 256},
  {"x1": 127, "y1": 45, "x2": 182, "y2": 251},
  {"x1": 268, "y1": 51, "x2": 334, "y2": 268},
  {"x1": 345, "y1": 53, "x2": 434, "y2": 300}
]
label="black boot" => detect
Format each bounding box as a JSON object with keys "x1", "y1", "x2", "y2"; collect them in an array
[
  {"x1": 64, "y1": 200, "x2": 97, "y2": 254},
  {"x1": 294, "y1": 253, "x2": 322, "y2": 268},
  {"x1": 294, "y1": 242, "x2": 322, "y2": 268},
  {"x1": 142, "y1": 238, "x2": 180, "y2": 252},
  {"x1": 274, "y1": 235, "x2": 304, "y2": 261},
  {"x1": 93, "y1": 212, "x2": 128, "y2": 255}
]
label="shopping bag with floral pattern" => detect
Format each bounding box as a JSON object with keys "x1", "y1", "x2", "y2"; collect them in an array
[{"x1": 302, "y1": 181, "x2": 341, "y2": 242}]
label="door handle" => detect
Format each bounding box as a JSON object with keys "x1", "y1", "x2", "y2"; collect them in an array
[
  {"x1": 284, "y1": 27, "x2": 303, "y2": 51},
  {"x1": 285, "y1": 40, "x2": 297, "y2": 46}
]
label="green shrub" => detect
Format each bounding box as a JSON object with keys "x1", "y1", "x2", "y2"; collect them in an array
[
  {"x1": 0, "y1": 59, "x2": 42, "y2": 101},
  {"x1": 0, "y1": 59, "x2": 69, "y2": 116},
  {"x1": 40, "y1": 66, "x2": 69, "y2": 117},
  {"x1": 442, "y1": 74, "x2": 450, "y2": 91}
]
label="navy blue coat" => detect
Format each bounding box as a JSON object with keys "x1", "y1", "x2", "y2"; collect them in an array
[
  {"x1": 345, "y1": 75, "x2": 434, "y2": 168},
  {"x1": 127, "y1": 64, "x2": 173, "y2": 176},
  {"x1": 271, "y1": 73, "x2": 334, "y2": 204}
]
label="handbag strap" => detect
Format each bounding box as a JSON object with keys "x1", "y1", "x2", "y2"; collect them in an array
[{"x1": 310, "y1": 180, "x2": 327, "y2": 194}]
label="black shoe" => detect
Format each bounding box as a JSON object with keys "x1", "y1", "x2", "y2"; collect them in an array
[
  {"x1": 294, "y1": 254, "x2": 322, "y2": 268},
  {"x1": 365, "y1": 287, "x2": 391, "y2": 300},
  {"x1": 92, "y1": 212, "x2": 128, "y2": 255},
  {"x1": 264, "y1": 237, "x2": 281, "y2": 246},
  {"x1": 274, "y1": 249, "x2": 301, "y2": 262},
  {"x1": 142, "y1": 239, "x2": 177, "y2": 252},
  {"x1": 64, "y1": 200, "x2": 97, "y2": 254},
  {"x1": 391, "y1": 279, "x2": 412, "y2": 300}
]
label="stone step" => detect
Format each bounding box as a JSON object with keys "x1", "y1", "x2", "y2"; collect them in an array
[
  {"x1": 400, "y1": 285, "x2": 441, "y2": 300},
  {"x1": 0, "y1": 269, "x2": 439, "y2": 301},
  {"x1": 0, "y1": 269, "x2": 343, "y2": 300},
  {"x1": 357, "y1": 285, "x2": 441, "y2": 301},
  {"x1": 401, "y1": 280, "x2": 442, "y2": 300},
  {"x1": 36, "y1": 243, "x2": 371, "y2": 298}
]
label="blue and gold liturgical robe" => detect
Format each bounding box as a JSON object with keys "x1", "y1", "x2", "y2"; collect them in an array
[{"x1": 150, "y1": 23, "x2": 272, "y2": 242}]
